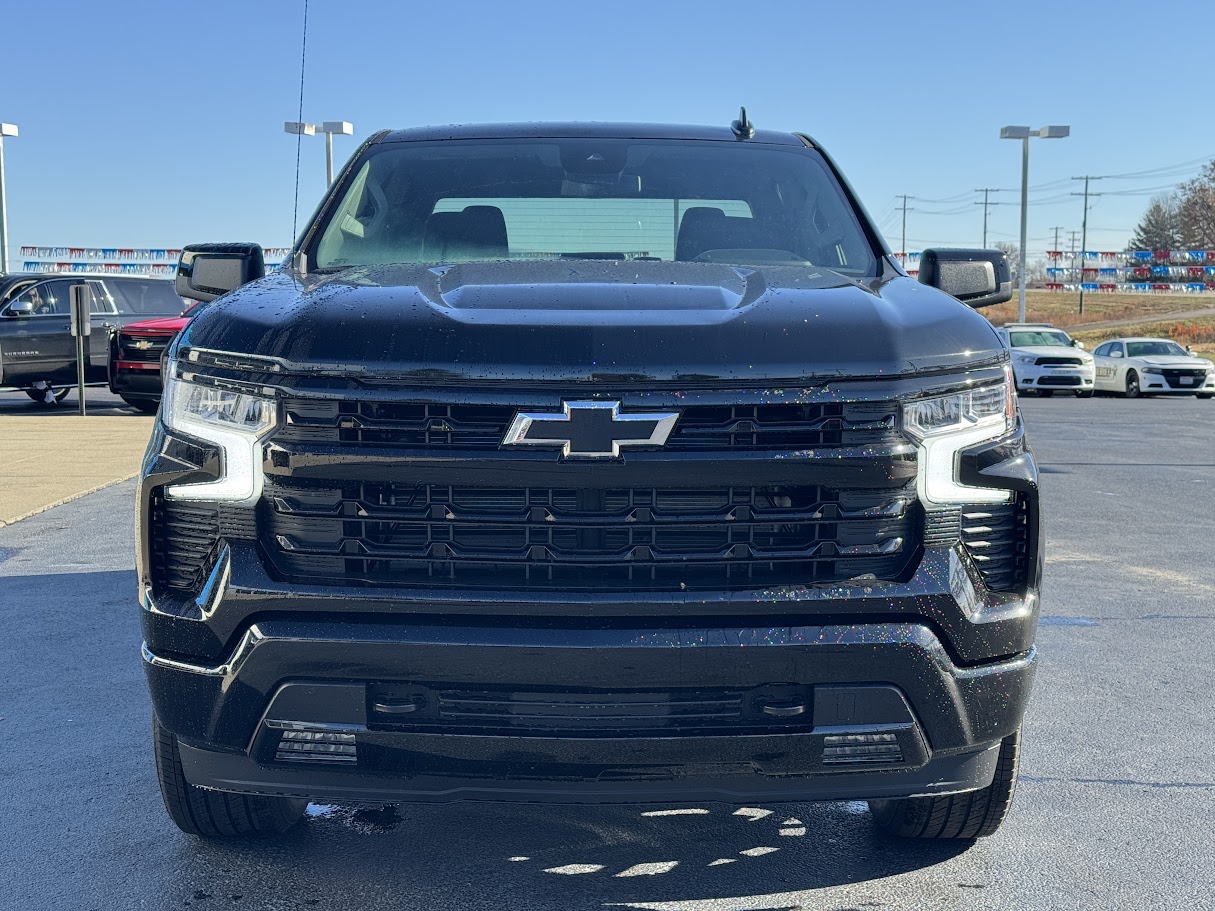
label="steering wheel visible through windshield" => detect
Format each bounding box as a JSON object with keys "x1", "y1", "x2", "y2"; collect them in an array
[{"x1": 309, "y1": 138, "x2": 878, "y2": 276}]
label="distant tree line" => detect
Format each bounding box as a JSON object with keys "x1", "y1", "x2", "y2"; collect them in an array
[{"x1": 1128, "y1": 161, "x2": 1215, "y2": 251}]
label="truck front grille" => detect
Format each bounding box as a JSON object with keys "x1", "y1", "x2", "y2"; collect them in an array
[
  {"x1": 960, "y1": 497, "x2": 1031, "y2": 591},
  {"x1": 277, "y1": 399, "x2": 901, "y2": 452},
  {"x1": 263, "y1": 480, "x2": 919, "y2": 591},
  {"x1": 119, "y1": 332, "x2": 174, "y2": 362}
]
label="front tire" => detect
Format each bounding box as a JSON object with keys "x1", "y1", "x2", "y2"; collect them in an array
[
  {"x1": 1199, "y1": 394, "x2": 1213, "y2": 400},
  {"x1": 1075, "y1": 389, "x2": 1094, "y2": 398},
  {"x1": 1036, "y1": 389, "x2": 1054, "y2": 398},
  {"x1": 153, "y1": 716, "x2": 307, "y2": 837},
  {"x1": 121, "y1": 395, "x2": 160, "y2": 414},
  {"x1": 25, "y1": 381, "x2": 70, "y2": 405},
  {"x1": 1124, "y1": 371, "x2": 1141, "y2": 398},
  {"x1": 869, "y1": 730, "x2": 1020, "y2": 840}
]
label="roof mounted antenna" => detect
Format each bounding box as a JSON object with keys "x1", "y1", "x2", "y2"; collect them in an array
[{"x1": 731, "y1": 106, "x2": 754, "y2": 140}]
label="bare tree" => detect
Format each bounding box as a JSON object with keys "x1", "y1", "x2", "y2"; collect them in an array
[
  {"x1": 1178, "y1": 162, "x2": 1215, "y2": 249},
  {"x1": 993, "y1": 241, "x2": 1019, "y2": 285}
]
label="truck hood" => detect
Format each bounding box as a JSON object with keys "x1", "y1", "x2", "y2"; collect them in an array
[
  {"x1": 180, "y1": 261, "x2": 1006, "y2": 384},
  {"x1": 122, "y1": 315, "x2": 191, "y2": 333}
]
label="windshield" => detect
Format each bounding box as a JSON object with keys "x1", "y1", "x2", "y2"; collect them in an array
[
  {"x1": 1008, "y1": 330, "x2": 1073, "y2": 348},
  {"x1": 310, "y1": 139, "x2": 877, "y2": 275},
  {"x1": 1126, "y1": 340, "x2": 1187, "y2": 358}
]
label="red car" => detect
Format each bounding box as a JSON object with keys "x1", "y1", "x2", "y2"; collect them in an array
[{"x1": 107, "y1": 301, "x2": 203, "y2": 412}]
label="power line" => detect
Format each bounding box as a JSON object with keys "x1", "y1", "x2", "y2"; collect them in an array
[{"x1": 291, "y1": 0, "x2": 310, "y2": 246}]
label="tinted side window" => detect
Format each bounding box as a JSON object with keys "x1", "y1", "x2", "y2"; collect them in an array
[
  {"x1": 9, "y1": 280, "x2": 75, "y2": 316},
  {"x1": 86, "y1": 279, "x2": 120, "y2": 314},
  {"x1": 1093, "y1": 343, "x2": 1110, "y2": 357},
  {"x1": 107, "y1": 279, "x2": 183, "y2": 315}
]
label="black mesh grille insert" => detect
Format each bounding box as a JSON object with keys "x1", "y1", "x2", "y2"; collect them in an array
[
  {"x1": 148, "y1": 493, "x2": 256, "y2": 594},
  {"x1": 276, "y1": 399, "x2": 901, "y2": 452},
  {"x1": 960, "y1": 497, "x2": 1030, "y2": 592},
  {"x1": 263, "y1": 480, "x2": 919, "y2": 591},
  {"x1": 367, "y1": 683, "x2": 813, "y2": 737},
  {"x1": 1161, "y1": 368, "x2": 1209, "y2": 388}
]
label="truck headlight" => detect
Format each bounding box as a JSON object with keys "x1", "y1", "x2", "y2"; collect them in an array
[
  {"x1": 162, "y1": 368, "x2": 277, "y2": 502},
  {"x1": 902, "y1": 369, "x2": 1015, "y2": 505}
]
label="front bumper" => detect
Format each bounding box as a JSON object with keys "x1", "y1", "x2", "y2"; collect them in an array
[
  {"x1": 1012, "y1": 362, "x2": 1095, "y2": 391},
  {"x1": 108, "y1": 361, "x2": 163, "y2": 398},
  {"x1": 145, "y1": 614, "x2": 1034, "y2": 804},
  {"x1": 1139, "y1": 373, "x2": 1215, "y2": 394}
]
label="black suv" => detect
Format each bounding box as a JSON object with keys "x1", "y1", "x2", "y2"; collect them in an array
[
  {"x1": 0, "y1": 273, "x2": 184, "y2": 403},
  {"x1": 139, "y1": 120, "x2": 1040, "y2": 842}
]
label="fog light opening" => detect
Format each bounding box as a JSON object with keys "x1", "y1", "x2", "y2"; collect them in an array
[
  {"x1": 275, "y1": 729, "x2": 358, "y2": 764},
  {"x1": 822, "y1": 732, "x2": 903, "y2": 765}
]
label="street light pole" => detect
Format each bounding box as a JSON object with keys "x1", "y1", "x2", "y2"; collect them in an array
[
  {"x1": 1000, "y1": 125, "x2": 1070, "y2": 322},
  {"x1": 0, "y1": 123, "x2": 17, "y2": 274},
  {"x1": 284, "y1": 121, "x2": 354, "y2": 188},
  {"x1": 320, "y1": 122, "x2": 353, "y2": 186},
  {"x1": 1018, "y1": 135, "x2": 1029, "y2": 320}
]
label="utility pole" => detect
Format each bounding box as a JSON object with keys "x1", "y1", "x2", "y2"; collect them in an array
[
  {"x1": 1067, "y1": 230, "x2": 1081, "y2": 296},
  {"x1": 974, "y1": 188, "x2": 1011, "y2": 247},
  {"x1": 896, "y1": 195, "x2": 912, "y2": 262},
  {"x1": 1048, "y1": 226, "x2": 1065, "y2": 286},
  {"x1": 1071, "y1": 176, "x2": 1104, "y2": 315}
]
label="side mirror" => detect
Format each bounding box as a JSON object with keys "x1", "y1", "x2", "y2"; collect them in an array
[
  {"x1": 1186, "y1": 345, "x2": 1194, "y2": 355},
  {"x1": 917, "y1": 248, "x2": 1012, "y2": 309},
  {"x1": 6, "y1": 301, "x2": 35, "y2": 317},
  {"x1": 1110, "y1": 350, "x2": 1123, "y2": 359},
  {"x1": 1073, "y1": 339, "x2": 1086, "y2": 350},
  {"x1": 175, "y1": 243, "x2": 266, "y2": 303}
]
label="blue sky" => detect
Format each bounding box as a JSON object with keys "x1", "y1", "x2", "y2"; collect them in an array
[{"x1": 2, "y1": 0, "x2": 1211, "y2": 261}]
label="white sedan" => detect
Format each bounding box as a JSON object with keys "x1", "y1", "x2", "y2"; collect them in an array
[{"x1": 1092, "y1": 337, "x2": 1215, "y2": 398}]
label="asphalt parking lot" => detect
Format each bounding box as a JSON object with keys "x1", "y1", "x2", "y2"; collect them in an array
[{"x1": 2, "y1": 396, "x2": 1213, "y2": 911}]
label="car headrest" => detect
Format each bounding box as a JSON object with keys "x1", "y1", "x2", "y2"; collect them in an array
[{"x1": 423, "y1": 206, "x2": 509, "y2": 261}]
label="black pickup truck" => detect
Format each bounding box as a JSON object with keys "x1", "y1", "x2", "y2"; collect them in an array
[{"x1": 139, "y1": 118, "x2": 1041, "y2": 842}]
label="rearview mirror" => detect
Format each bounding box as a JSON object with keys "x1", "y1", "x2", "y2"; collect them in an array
[
  {"x1": 917, "y1": 249, "x2": 1012, "y2": 309},
  {"x1": 176, "y1": 243, "x2": 266, "y2": 303},
  {"x1": 6, "y1": 301, "x2": 34, "y2": 317}
]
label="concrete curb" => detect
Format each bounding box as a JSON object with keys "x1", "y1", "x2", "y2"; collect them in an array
[{"x1": 0, "y1": 472, "x2": 139, "y2": 527}]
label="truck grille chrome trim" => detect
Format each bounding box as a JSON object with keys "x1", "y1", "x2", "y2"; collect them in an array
[{"x1": 276, "y1": 399, "x2": 902, "y2": 452}]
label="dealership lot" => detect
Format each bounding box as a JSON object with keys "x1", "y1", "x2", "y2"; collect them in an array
[{"x1": 1, "y1": 397, "x2": 1213, "y2": 910}]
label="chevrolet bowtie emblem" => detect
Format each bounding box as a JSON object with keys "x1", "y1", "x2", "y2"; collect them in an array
[
  {"x1": 132, "y1": 340, "x2": 155, "y2": 350},
  {"x1": 502, "y1": 401, "x2": 679, "y2": 458}
]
